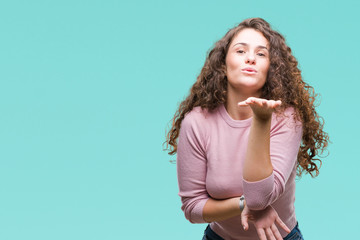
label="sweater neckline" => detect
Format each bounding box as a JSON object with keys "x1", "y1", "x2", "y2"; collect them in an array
[{"x1": 219, "y1": 103, "x2": 253, "y2": 128}]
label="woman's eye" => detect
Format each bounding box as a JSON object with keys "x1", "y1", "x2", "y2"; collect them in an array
[
  {"x1": 257, "y1": 53, "x2": 266, "y2": 57},
  {"x1": 237, "y1": 50, "x2": 245, "y2": 53}
]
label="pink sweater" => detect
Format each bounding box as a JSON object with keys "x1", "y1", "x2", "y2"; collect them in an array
[{"x1": 176, "y1": 103, "x2": 303, "y2": 240}]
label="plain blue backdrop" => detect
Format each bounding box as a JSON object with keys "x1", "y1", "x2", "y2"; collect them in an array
[{"x1": 0, "y1": 0, "x2": 359, "y2": 239}]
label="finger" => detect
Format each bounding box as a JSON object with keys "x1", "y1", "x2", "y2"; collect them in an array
[
  {"x1": 245, "y1": 97, "x2": 255, "y2": 104},
  {"x1": 272, "y1": 100, "x2": 282, "y2": 108},
  {"x1": 263, "y1": 100, "x2": 279, "y2": 109},
  {"x1": 265, "y1": 228, "x2": 276, "y2": 240},
  {"x1": 247, "y1": 97, "x2": 264, "y2": 106},
  {"x1": 260, "y1": 99, "x2": 267, "y2": 107},
  {"x1": 256, "y1": 228, "x2": 267, "y2": 240},
  {"x1": 271, "y1": 224, "x2": 283, "y2": 240},
  {"x1": 268, "y1": 100, "x2": 277, "y2": 108},
  {"x1": 275, "y1": 216, "x2": 290, "y2": 233},
  {"x1": 239, "y1": 97, "x2": 258, "y2": 106},
  {"x1": 240, "y1": 214, "x2": 249, "y2": 231},
  {"x1": 238, "y1": 101, "x2": 248, "y2": 107}
]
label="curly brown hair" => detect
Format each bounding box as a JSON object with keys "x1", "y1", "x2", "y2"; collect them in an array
[{"x1": 163, "y1": 18, "x2": 329, "y2": 177}]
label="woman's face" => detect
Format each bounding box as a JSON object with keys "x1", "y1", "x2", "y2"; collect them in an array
[{"x1": 225, "y1": 28, "x2": 270, "y2": 96}]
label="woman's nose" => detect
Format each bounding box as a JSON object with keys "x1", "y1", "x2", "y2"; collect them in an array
[{"x1": 245, "y1": 54, "x2": 256, "y2": 64}]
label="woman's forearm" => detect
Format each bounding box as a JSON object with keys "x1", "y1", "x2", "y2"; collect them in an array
[
  {"x1": 243, "y1": 117, "x2": 273, "y2": 181},
  {"x1": 203, "y1": 197, "x2": 243, "y2": 223}
]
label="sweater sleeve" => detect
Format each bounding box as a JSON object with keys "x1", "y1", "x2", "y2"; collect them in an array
[
  {"x1": 243, "y1": 108, "x2": 303, "y2": 210},
  {"x1": 176, "y1": 111, "x2": 209, "y2": 223}
]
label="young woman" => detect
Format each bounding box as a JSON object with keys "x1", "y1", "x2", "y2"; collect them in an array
[{"x1": 164, "y1": 18, "x2": 329, "y2": 240}]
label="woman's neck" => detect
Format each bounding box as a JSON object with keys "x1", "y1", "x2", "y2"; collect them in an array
[{"x1": 225, "y1": 87, "x2": 260, "y2": 120}]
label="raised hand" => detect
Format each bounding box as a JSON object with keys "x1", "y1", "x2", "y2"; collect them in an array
[
  {"x1": 241, "y1": 204, "x2": 291, "y2": 240},
  {"x1": 238, "y1": 97, "x2": 281, "y2": 121}
]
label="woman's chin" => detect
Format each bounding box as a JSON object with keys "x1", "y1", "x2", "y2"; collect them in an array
[{"x1": 230, "y1": 81, "x2": 264, "y2": 92}]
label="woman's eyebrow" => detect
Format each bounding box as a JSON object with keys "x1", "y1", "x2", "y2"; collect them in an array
[{"x1": 233, "y1": 42, "x2": 268, "y2": 50}]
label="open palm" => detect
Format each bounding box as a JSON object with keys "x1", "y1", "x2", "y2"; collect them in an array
[
  {"x1": 238, "y1": 97, "x2": 282, "y2": 120},
  {"x1": 241, "y1": 204, "x2": 290, "y2": 240}
]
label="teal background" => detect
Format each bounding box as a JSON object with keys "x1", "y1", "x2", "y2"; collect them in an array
[{"x1": 0, "y1": 0, "x2": 358, "y2": 239}]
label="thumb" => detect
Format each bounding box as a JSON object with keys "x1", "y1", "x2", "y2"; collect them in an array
[{"x1": 275, "y1": 216, "x2": 291, "y2": 233}]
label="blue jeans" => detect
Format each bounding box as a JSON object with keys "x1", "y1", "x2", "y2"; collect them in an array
[
  {"x1": 283, "y1": 222, "x2": 304, "y2": 240},
  {"x1": 202, "y1": 222, "x2": 304, "y2": 240}
]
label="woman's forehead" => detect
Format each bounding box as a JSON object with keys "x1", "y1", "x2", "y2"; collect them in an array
[{"x1": 231, "y1": 28, "x2": 269, "y2": 48}]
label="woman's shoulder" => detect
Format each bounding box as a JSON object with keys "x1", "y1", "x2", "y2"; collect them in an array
[
  {"x1": 181, "y1": 105, "x2": 220, "y2": 133},
  {"x1": 184, "y1": 105, "x2": 217, "y2": 123},
  {"x1": 180, "y1": 106, "x2": 215, "y2": 145}
]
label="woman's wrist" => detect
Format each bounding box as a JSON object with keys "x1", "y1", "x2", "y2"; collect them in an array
[{"x1": 252, "y1": 115, "x2": 272, "y2": 126}]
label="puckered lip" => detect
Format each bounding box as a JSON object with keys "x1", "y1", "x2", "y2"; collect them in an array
[{"x1": 241, "y1": 67, "x2": 257, "y2": 72}]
